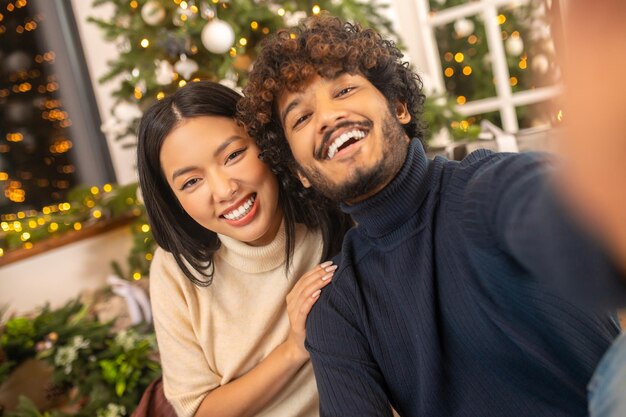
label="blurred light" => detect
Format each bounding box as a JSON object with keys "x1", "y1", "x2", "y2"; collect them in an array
[
  {"x1": 140, "y1": 38, "x2": 150, "y2": 48},
  {"x1": 510, "y1": 76, "x2": 518, "y2": 86},
  {"x1": 498, "y1": 14, "x2": 506, "y2": 25},
  {"x1": 157, "y1": 91, "x2": 165, "y2": 100},
  {"x1": 130, "y1": 0, "x2": 138, "y2": 8},
  {"x1": 462, "y1": 66, "x2": 472, "y2": 76},
  {"x1": 557, "y1": 110, "x2": 563, "y2": 122},
  {"x1": 93, "y1": 210, "x2": 102, "y2": 219},
  {"x1": 239, "y1": 37, "x2": 247, "y2": 46},
  {"x1": 73, "y1": 222, "x2": 82, "y2": 231},
  {"x1": 277, "y1": 8, "x2": 285, "y2": 16},
  {"x1": 457, "y1": 96, "x2": 467, "y2": 105},
  {"x1": 133, "y1": 272, "x2": 142, "y2": 280},
  {"x1": 444, "y1": 68, "x2": 454, "y2": 77},
  {"x1": 103, "y1": 183, "x2": 113, "y2": 192},
  {"x1": 141, "y1": 224, "x2": 151, "y2": 233},
  {"x1": 312, "y1": 5, "x2": 321, "y2": 14},
  {"x1": 250, "y1": 21, "x2": 258, "y2": 30},
  {"x1": 179, "y1": 80, "x2": 187, "y2": 87},
  {"x1": 454, "y1": 52, "x2": 464, "y2": 63}
]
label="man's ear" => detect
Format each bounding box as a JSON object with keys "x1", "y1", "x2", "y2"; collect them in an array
[
  {"x1": 296, "y1": 170, "x2": 312, "y2": 188},
  {"x1": 395, "y1": 101, "x2": 411, "y2": 125}
]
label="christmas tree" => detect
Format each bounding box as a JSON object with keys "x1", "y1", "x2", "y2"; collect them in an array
[
  {"x1": 89, "y1": 0, "x2": 398, "y2": 147},
  {"x1": 0, "y1": 0, "x2": 78, "y2": 214},
  {"x1": 429, "y1": 0, "x2": 560, "y2": 129}
]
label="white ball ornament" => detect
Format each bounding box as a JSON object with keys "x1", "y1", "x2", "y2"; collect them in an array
[
  {"x1": 531, "y1": 54, "x2": 550, "y2": 74},
  {"x1": 505, "y1": 36, "x2": 524, "y2": 57},
  {"x1": 201, "y1": 19, "x2": 235, "y2": 54},
  {"x1": 454, "y1": 18, "x2": 475, "y2": 38},
  {"x1": 141, "y1": 1, "x2": 166, "y2": 26}
]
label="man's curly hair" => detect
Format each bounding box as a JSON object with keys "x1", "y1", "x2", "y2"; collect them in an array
[{"x1": 238, "y1": 13, "x2": 426, "y2": 178}]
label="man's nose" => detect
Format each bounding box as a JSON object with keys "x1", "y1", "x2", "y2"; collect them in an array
[{"x1": 316, "y1": 99, "x2": 349, "y2": 136}]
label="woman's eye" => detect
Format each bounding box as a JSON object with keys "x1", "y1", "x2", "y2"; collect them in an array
[
  {"x1": 226, "y1": 148, "x2": 246, "y2": 163},
  {"x1": 293, "y1": 114, "x2": 310, "y2": 129},
  {"x1": 181, "y1": 178, "x2": 200, "y2": 190}
]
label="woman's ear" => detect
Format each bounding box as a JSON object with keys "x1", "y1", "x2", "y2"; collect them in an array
[{"x1": 395, "y1": 101, "x2": 411, "y2": 125}]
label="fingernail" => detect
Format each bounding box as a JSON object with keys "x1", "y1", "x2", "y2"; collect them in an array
[
  {"x1": 324, "y1": 265, "x2": 338, "y2": 273},
  {"x1": 311, "y1": 289, "x2": 321, "y2": 298},
  {"x1": 320, "y1": 261, "x2": 333, "y2": 268},
  {"x1": 321, "y1": 272, "x2": 333, "y2": 281}
]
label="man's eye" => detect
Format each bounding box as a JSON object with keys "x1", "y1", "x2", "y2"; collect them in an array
[
  {"x1": 293, "y1": 114, "x2": 310, "y2": 128},
  {"x1": 337, "y1": 86, "x2": 355, "y2": 97},
  {"x1": 181, "y1": 178, "x2": 200, "y2": 190}
]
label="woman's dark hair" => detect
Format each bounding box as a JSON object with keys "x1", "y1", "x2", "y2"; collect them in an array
[
  {"x1": 137, "y1": 81, "x2": 351, "y2": 286},
  {"x1": 238, "y1": 14, "x2": 426, "y2": 178}
]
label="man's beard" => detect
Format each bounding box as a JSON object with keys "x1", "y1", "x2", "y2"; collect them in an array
[{"x1": 296, "y1": 111, "x2": 409, "y2": 204}]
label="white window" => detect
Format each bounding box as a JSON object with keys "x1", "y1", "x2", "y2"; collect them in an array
[{"x1": 391, "y1": 0, "x2": 562, "y2": 133}]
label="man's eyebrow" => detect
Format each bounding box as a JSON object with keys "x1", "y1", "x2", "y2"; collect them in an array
[{"x1": 281, "y1": 98, "x2": 300, "y2": 127}]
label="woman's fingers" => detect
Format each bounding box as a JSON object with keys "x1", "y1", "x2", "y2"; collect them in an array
[{"x1": 287, "y1": 261, "x2": 336, "y2": 304}]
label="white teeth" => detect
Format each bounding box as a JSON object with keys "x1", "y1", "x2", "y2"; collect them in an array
[
  {"x1": 223, "y1": 195, "x2": 256, "y2": 220},
  {"x1": 327, "y1": 130, "x2": 366, "y2": 160}
]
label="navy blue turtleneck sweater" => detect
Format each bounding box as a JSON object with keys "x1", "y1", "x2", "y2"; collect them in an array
[{"x1": 305, "y1": 139, "x2": 625, "y2": 417}]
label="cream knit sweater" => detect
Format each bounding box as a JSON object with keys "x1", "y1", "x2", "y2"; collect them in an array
[{"x1": 150, "y1": 223, "x2": 323, "y2": 417}]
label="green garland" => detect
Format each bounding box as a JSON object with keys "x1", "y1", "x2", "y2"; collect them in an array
[
  {"x1": 0, "y1": 300, "x2": 160, "y2": 417},
  {"x1": 0, "y1": 183, "x2": 156, "y2": 281}
]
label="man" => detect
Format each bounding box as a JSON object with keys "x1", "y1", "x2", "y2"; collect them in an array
[{"x1": 238, "y1": 14, "x2": 626, "y2": 417}]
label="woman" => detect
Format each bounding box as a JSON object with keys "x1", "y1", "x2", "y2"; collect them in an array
[{"x1": 136, "y1": 81, "x2": 351, "y2": 417}]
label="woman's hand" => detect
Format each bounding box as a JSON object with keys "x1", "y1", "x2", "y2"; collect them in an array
[{"x1": 284, "y1": 261, "x2": 337, "y2": 363}]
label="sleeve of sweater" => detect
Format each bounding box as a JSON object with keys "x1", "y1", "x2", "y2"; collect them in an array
[
  {"x1": 460, "y1": 150, "x2": 626, "y2": 308},
  {"x1": 305, "y1": 258, "x2": 394, "y2": 417},
  {"x1": 149, "y1": 249, "x2": 220, "y2": 417}
]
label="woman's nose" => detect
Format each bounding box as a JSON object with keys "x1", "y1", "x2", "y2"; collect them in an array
[{"x1": 209, "y1": 171, "x2": 238, "y2": 203}]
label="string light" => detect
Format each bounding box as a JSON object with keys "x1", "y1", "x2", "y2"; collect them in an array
[
  {"x1": 454, "y1": 52, "x2": 464, "y2": 63},
  {"x1": 133, "y1": 272, "x2": 142, "y2": 280},
  {"x1": 497, "y1": 14, "x2": 506, "y2": 25},
  {"x1": 141, "y1": 224, "x2": 150, "y2": 233},
  {"x1": 250, "y1": 21, "x2": 258, "y2": 30},
  {"x1": 140, "y1": 38, "x2": 150, "y2": 48},
  {"x1": 312, "y1": 5, "x2": 321, "y2": 14},
  {"x1": 103, "y1": 184, "x2": 113, "y2": 192},
  {"x1": 510, "y1": 76, "x2": 518, "y2": 86},
  {"x1": 277, "y1": 8, "x2": 285, "y2": 16},
  {"x1": 462, "y1": 66, "x2": 472, "y2": 76},
  {"x1": 457, "y1": 95, "x2": 467, "y2": 105},
  {"x1": 130, "y1": 0, "x2": 138, "y2": 8},
  {"x1": 239, "y1": 37, "x2": 247, "y2": 46},
  {"x1": 444, "y1": 68, "x2": 454, "y2": 77}
]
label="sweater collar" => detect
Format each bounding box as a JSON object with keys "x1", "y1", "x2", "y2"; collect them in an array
[
  {"x1": 217, "y1": 220, "x2": 289, "y2": 273},
  {"x1": 340, "y1": 138, "x2": 430, "y2": 238}
]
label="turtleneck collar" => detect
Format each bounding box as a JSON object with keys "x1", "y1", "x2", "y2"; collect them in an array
[
  {"x1": 217, "y1": 220, "x2": 292, "y2": 273},
  {"x1": 340, "y1": 138, "x2": 431, "y2": 238}
]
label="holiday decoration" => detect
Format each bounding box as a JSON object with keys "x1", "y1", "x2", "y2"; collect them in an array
[
  {"x1": 88, "y1": 0, "x2": 397, "y2": 146},
  {"x1": 0, "y1": 182, "x2": 156, "y2": 282},
  {"x1": 174, "y1": 54, "x2": 199, "y2": 80},
  {"x1": 431, "y1": 0, "x2": 560, "y2": 129},
  {"x1": 505, "y1": 35, "x2": 524, "y2": 56},
  {"x1": 154, "y1": 59, "x2": 175, "y2": 85},
  {"x1": 201, "y1": 19, "x2": 235, "y2": 54},
  {"x1": 1, "y1": 2, "x2": 80, "y2": 213},
  {"x1": 0, "y1": 299, "x2": 160, "y2": 416},
  {"x1": 140, "y1": 1, "x2": 166, "y2": 26},
  {"x1": 454, "y1": 18, "x2": 474, "y2": 38}
]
